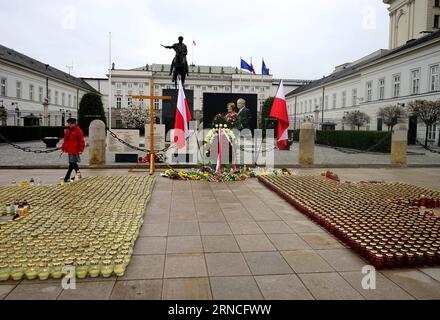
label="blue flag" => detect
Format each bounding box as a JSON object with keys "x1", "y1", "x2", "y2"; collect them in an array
[
  {"x1": 262, "y1": 59, "x2": 270, "y2": 75},
  {"x1": 240, "y1": 58, "x2": 254, "y2": 73}
]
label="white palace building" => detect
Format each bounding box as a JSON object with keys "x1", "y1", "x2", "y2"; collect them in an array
[
  {"x1": 83, "y1": 65, "x2": 308, "y2": 129},
  {"x1": 0, "y1": 45, "x2": 97, "y2": 127},
  {"x1": 286, "y1": 0, "x2": 440, "y2": 146}
]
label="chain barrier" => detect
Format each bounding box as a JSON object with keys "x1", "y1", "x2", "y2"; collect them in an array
[
  {"x1": 0, "y1": 132, "x2": 62, "y2": 154},
  {"x1": 416, "y1": 139, "x2": 440, "y2": 155},
  {"x1": 107, "y1": 129, "x2": 193, "y2": 154},
  {"x1": 108, "y1": 129, "x2": 278, "y2": 155}
]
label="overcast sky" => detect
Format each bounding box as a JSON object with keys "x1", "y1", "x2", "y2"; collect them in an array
[{"x1": 0, "y1": 0, "x2": 390, "y2": 80}]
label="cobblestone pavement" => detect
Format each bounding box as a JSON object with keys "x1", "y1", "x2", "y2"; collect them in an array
[
  {"x1": 1, "y1": 140, "x2": 439, "y2": 167},
  {"x1": 0, "y1": 168, "x2": 439, "y2": 300}
]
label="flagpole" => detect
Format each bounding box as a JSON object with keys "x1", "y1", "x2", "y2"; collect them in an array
[
  {"x1": 250, "y1": 57, "x2": 253, "y2": 78},
  {"x1": 192, "y1": 41, "x2": 194, "y2": 66},
  {"x1": 108, "y1": 32, "x2": 112, "y2": 130}
]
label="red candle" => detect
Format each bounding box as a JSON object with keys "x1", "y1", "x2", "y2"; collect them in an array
[
  {"x1": 405, "y1": 253, "x2": 415, "y2": 267},
  {"x1": 395, "y1": 253, "x2": 404, "y2": 267}
]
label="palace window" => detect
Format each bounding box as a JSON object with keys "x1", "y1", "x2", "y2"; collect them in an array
[
  {"x1": 378, "y1": 79, "x2": 385, "y2": 99},
  {"x1": 62, "y1": 92, "x2": 65, "y2": 106},
  {"x1": 436, "y1": 0, "x2": 440, "y2": 7},
  {"x1": 393, "y1": 74, "x2": 401, "y2": 97},
  {"x1": 259, "y1": 87, "x2": 265, "y2": 92},
  {"x1": 410, "y1": 69, "x2": 420, "y2": 94},
  {"x1": 29, "y1": 85, "x2": 34, "y2": 101},
  {"x1": 39, "y1": 87, "x2": 43, "y2": 102},
  {"x1": 325, "y1": 96, "x2": 329, "y2": 110},
  {"x1": 16, "y1": 81, "x2": 22, "y2": 99},
  {"x1": 225, "y1": 87, "x2": 230, "y2": 92},
  {"x1": 430, "y1": 65, "x2": 439, "y2": 91},
  {"x1": 0, "y1": 78, "x2": 6, "y2": 97},
  {"x1": 116, "y1": 83, "x2": 122, "y2": 89},
  {"x1": 127, "y1": 97, "x2": 132, "y2": 107},
  {"x1": 332, "y1": 94, "x2": 336, "y2": 109},
  {"x1": 202, "y1": 86, "x2": 207, "y2": 91},
  {"x1": 366, "y1": 81, "x2": 373, "y2": 102},
  {"x1": 55, "y1": 91, "x2": 59, "y2": 105},
  {"x1": 319, "y1": 97, "x2": 323, "y2": 108},
  {"x1": 116, "y1": 97, "x2": 122, "y2": 109},
  {"x1": 154, "y1": 99, "x2": 160, "y2": 110},
  {"x1": 68, "y1": 95, "x2": 72, "y2": 107},
  {"x1": 127, "y1": 83, "x2": 133, "y2": 89},
  {"x1": 74, "y1": 96, "x2": 77, "y2": 108},
  {"x1": 213, "y1": 86, "x2": 218, "y2": 91},
  {"x1": 352, "y1": 89, "x2": 358, "y2": 106},
  {"x1": 48, "y1": 89, "x2": 52, "y2": 103},
  {"x1": 342, "y1": 91, "x2": 347, "y2": 108},
  {"x1": 139, "y1": 83, "x2": 145, "y2": 89},
  {"x1": 434, "y1": 15, "x2": 439, "y2": 29}
]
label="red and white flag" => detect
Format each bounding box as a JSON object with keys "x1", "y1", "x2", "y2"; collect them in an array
[
  {"x1": 174, "y1": 79, "x2": 192, "y2": 149},
  {"x1": 270, "y1": 80, "x2": 289, "y2": 150},
  {"x1": 216, "y1": 127, "x2": 224, "y2": 174}
]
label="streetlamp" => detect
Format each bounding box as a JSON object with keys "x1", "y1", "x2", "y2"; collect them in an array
[
  {"x1": 314, "y1": 106, "x2": 320, "y2": 130},
  {"x1": 13, "y1": 103, "x2": 20, "y2": 126},
  {"x1": 43, "y1": 98, "x2": 49, "y2": 127},
  {"x1": 60, "y1": 109, "x2": 66, "y2": 126},
  {"x1": 0, "y1": 100, "x2": 6, "y2": 126},
  {"x1": 342, "y1": 111, "x2": 350, "y2": 131}
]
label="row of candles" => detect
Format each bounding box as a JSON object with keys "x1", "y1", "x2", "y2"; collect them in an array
[
  {"x1": 260, "y1": 175, "x2": 440, "y2": 269},
  {"x1": 0, "y1": 175, "x2": 155, "y2": 281}
]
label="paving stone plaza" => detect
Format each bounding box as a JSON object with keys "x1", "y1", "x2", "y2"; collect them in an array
[{"x1": 1, "y1": 168, "x2": 440, "y2": 300}]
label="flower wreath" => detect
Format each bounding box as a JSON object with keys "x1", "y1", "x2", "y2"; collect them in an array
[{"x1": 204, "y1": 124, "x2": 237, "y2": 148}]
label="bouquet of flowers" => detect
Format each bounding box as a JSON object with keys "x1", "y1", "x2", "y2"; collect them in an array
[{"x1": 225, "y1": 112, "x2": 241, "y2": 129}]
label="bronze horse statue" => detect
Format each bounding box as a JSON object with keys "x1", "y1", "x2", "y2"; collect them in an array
[
  {"x1": 170, "y1": 55, "x2": 188, "y2": 88},
  {"x1": 162, "y1": 36, "x2": 189, "y2": 88}
]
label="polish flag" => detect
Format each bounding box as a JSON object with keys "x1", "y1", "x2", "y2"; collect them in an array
[
  {"x1": 270, "y1": 80, "x2": 289, "y2": 150},
  {"x1": 174, "y1": 79, "x2": 192, "y2": 149},
  {"x1": 216, "y1": 127, "x2": 223, "y2": 174}
]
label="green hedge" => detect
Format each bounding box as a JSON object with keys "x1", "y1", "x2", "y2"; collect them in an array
[
  {"x1": 0, "y1": 126, "x2": 65, "y2": 143},
  {"x1": 288, "y1": 130, "x2": 391, "y2": 153}
]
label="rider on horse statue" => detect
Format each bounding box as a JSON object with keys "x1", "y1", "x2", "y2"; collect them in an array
[{"x1": 162, "y1": 36, "x2": 189, "y2": 86}]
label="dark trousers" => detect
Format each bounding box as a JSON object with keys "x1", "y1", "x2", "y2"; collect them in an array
[{"x1": 65, "y1": 162, "x2": 79, "y2": 182}]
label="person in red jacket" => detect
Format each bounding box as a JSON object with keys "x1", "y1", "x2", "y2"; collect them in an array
[{"x1": 61, "y1": 118, "x2": 85, "y2": 182}]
